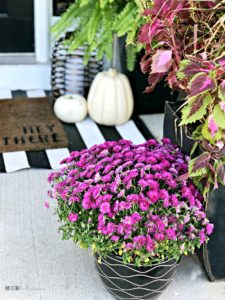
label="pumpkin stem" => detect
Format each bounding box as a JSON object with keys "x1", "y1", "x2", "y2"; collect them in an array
[{"x1": 108, "y1": 68, "x2": 117, "y2": 77}]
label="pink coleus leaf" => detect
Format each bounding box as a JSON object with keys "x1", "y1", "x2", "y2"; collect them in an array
[
  {"x1": 138, "y1": 19, "x2": 162, "y2": 44},
  {"x1": 200, "y1": 1, "x2": 217, "y2": 8},
  {"x1": 219, "y1": 57, "x2": 225, "y2": 68},
  {"x1": 189, "y1": 74, "x2": 216, "y2": 96},
  {"x1": 191, "y1": 152, "x2": 210, "y2": 173},
  {"x1": 146, "y1": 0, "x2": 188, "y2": 21},
  {"x1": 151, "y1": 50, "x2": 172, "y2": 74},
  {"x1": 186, "y1": 56, "x2": 215, "y2": 70},
  {"x1": 166, "y1": 70, "x2": 178, "y2": 88},
  {"x1": 182, "y1": 62, "x2": 206, "y2": 77},
  {"x1": 216, "y1": 162, "x2": 225, "y2": 184},
  {"x1": 221, "y1": 80, "x2": 225, "y2": 93},
  {"x1": 216, "y1": 140, "x2": 224, "y2": 150},
  {"x1": 140, "y1": 55, "x2": 152, "y2": 73},
  {"x1": 208, "y1": 114, "x2": 219, "y2": 138},
  {"x1": 145, "y1": 73, "x2": 165, "y2": 93}
]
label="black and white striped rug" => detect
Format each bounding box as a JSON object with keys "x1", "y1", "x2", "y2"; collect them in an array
[{"x1": 0, "y1": 90, "x2": 155, "y2": 173}]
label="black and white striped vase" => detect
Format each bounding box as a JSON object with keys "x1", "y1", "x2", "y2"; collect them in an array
[{"x1": 95, "y1": 254, "x2": 179, "y2": 300}]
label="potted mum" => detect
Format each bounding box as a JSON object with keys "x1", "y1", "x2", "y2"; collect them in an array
[
  {"x1": 48, "y1": 139, "x2": 213, "y2": 299},
  {"x1": 138, "y1": 0, "x2": 225, "y2": 280}
]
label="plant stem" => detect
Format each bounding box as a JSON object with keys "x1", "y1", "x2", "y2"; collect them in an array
[{"x1": 112, "y1": 33, "x2": 118, "y2": 69}]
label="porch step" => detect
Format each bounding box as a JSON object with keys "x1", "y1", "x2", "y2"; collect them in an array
[{"x1": 0, "y1": 64, "x2": 51, "y2": 90}]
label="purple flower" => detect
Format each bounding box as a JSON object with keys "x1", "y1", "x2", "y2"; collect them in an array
[
  {"x1": 146, "y1": 156, "x2": 157, "y2": 164},
  {"x1": 82, "y1": 198, "x2": 91, "y2": 210},
  {"x1": 206, "y1": 223, "x2": 214, "y2": 235},
  {"x1": 47, "y1": 190, "x2": 53, "y2": 198},
  {"x1": 133, "y1": 235, "x2": 146, "y2": 248},
  {"x1": 159, "y1": 189, "x2": 170, "y2": 202},
  {"x1": 166, "y1": 179, "x2": 177, "y2": 188},
  {"x1": 68, "y1": 213, "x2": 78, "y2": 223},
  {"x1": 102, "y1": 174, "x2": 112, "y2": 183},
  {"x1": 138, "y1": 179, "x2": 148, "y2": 189},
  {"x1": 199, "y1": 231, "x2": 206, "y2": 244},
  {"x1": 180, "y1": 244, "x2": 185, "y2": 251},
  {"x1": 113, "y1": 200, "x2": 120, "y2": 213},
  {"x1": 163, "y1": 198, "x2": 170, "y2": 208},
  {"x1": 146, "y1": 139, "x2": 158, "y2": 146},
  {"x1": 100, "y1": 202, "x2": 111, "y2": 214},
  {"x1": 44, "y1": 201, "x2": 50, "y2": 209},
  {"x1": 117, "y1": 224, "x2": 124, "y2": 235},
  {"x1": 127, "y1": 194, "x2": 139, "y2": 203},
  {"x1": 131, "y1": 212, "x2": 142, "y2": 223},
  {"x1": 194, "y1": 211, "x2": 206, "y2": 220},
  {"x1": 146, "y1": 190, "x2": 159, "y2": 204},
  {"x1": 122, "y1": 216, "x2": 133, "y2": 226},
  {"x1": 98, "y1": 213, "x2": 105, "y2": 226},
  {"x1": 154, "y1": 233, "x2": 165, "y2": 241},
  {"x1": 166, "y1": 228, "x2": 177, "y2": 240},
  {"x1": 184, "y1": 215, "x2": 190, "y2": 224},
  {"x1": 161, "y1": 138, "x2": 171, "y2": 144},
  {"x1": 139, "y1": 200, "x2": 150, "y2": 211},
  {"x1": 102, "y1": 194, "x2": 113, "y2": 202},
  {"x1": 125, "y1": 243, "x2": 134, "y2": 250},
  {"x1": 69, "y1": 195, "x2": 80, "y2": 202},
  {"x1": 119, "y1": 201, "x2": 132, "y2": 211},
  {"x1": 111, "y1": 235, "x2": 119, "y2": 242},
  {"x1": 171, "y1": 194, "x2": 179, "y2": 207},
  {"x1": 106, "y1": 222, "x2": 116, "y2": 234},
  {"x1": 118, "y1": 189, "x2": 125, "y2": 198},
  {"x1": 147, "y1": 179, "x2": 159, "y2": 190},
  {"x1": 156, "y1": 219, "x2": 165, "y2": 231},
  {"x1": 146, "y1": 236, "x2": 155, "y2": 252},
  {"x1": 182, "y1": 187, "x2": 192, "y2": 199}
]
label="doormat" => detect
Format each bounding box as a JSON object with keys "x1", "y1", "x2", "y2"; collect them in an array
[{"x1": 0, "y1": 97, "x2": 68, "y2": 152}]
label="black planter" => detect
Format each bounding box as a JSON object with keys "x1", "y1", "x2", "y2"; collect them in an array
[
  {"x1": 95, "y1": 254, "x2": 179, "y2": 300},
  {"x1": 164, "y1": 101, "x2": 225, "y2": 281}
]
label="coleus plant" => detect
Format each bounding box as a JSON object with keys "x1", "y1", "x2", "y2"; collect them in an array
[{"x1": 138, "y1": 0, "x2": 225, "y2": 195}]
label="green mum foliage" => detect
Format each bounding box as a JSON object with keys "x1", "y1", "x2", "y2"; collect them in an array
[{"x1": 52, "y1": 0, "x2": 148, "y2": 71}]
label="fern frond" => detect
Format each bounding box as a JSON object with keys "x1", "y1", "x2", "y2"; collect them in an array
[
  {"x1": 51, "y1": 0, "x2": 149, "y2": 70},
  {"x1": 126, "y1": 45, "x2": 137, "y2": 71},
  {"x1": 87, "y1": 3, "x2": 101, "y2": 43}
]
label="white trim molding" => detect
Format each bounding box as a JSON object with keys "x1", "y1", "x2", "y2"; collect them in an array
[{"x1": 34, "y1": 0, "x2": 52, "y2": 63}]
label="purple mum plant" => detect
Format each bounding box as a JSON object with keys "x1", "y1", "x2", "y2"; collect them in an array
[{"x1": 48, "y1": 139, "x2": 213, "y2": 266}]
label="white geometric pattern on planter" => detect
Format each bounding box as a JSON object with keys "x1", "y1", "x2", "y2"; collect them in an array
[{"x1": 95, "y1": 254, "x2": 180, "y2": 300}]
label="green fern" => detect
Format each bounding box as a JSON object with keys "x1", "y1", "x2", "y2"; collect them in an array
[{"x1": 52, "y1": 0, "x2": 149, "y2": 70}]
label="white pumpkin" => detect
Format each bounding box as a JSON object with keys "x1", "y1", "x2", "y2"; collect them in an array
[
  {"x1": 87, "y1": 68, "x2": 134, "y2": 126},
  {"x1": 54, "y1": 94, "x2": 87, "y2": 123}
]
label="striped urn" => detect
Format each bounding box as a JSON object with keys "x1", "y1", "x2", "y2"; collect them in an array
[{"x1": 95, "y1": 254, "x2": 179, "y2": 300}]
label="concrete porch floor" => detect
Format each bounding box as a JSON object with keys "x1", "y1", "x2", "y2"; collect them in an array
[
  {"x1": 0, "y1": 114, "x2": 225, "y2": 300},
  {"x1": 1, "y1": 167, "x2": 225, "y2": 300}
]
